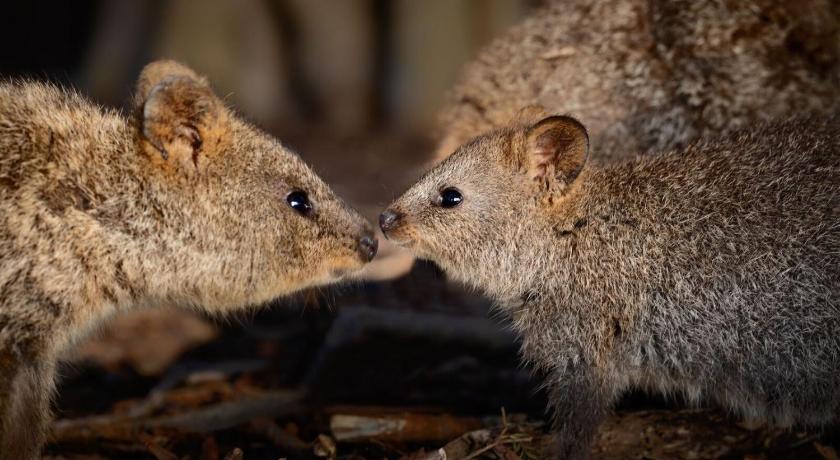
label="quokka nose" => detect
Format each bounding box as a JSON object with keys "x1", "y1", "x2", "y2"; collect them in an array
[
  {"x1": 358, "y1": 234, "x2": 378, "y2": 262},
  {"x1": 379, "y1": 209, "x2": 403, "y2": 234}
]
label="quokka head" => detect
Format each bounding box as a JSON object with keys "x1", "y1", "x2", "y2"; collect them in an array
[
  {"x1": 380, "y1": 110, "x2": 589, "y2": 286},
  {"x1": 130, "y1": 60, "x2": 377, "y2": 310}
]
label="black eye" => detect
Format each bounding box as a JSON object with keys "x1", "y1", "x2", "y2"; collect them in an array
[
  {"x1": 439, "y1": 187, "x2": 463, "y2": 208},
  {"x1": 286, "y1": 190, "x2": 313, "y2": 215}
]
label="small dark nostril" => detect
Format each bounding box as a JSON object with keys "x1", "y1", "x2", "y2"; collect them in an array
[
  {"x1": 358, "y1": 234, "x2": 378, "y2": 262},
  {"x1": 379, "y1": 210, "x2": 402, "y2": 234}
]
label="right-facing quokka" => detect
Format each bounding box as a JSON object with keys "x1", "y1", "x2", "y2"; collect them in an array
[
  {"x1": 381, "y1": 114, "x2": 840, "y2": 458},
  {"x1": 0, "y1": 60, "x2": 377, "y2": 459}
]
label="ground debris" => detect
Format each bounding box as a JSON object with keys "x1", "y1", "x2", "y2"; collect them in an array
[
  {"x1": 402, "y1": 410, "x2": 547, "y2": 460},
  {"x1": 46, "y1": 294, "x2": 840, "y2": 459},
  {"x1": 50, "y1": 378, "x2": 304, "y2": 452}
]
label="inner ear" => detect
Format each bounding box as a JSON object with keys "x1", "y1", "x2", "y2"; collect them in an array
[
  {"x1": 135, "y1": 61, "x2": 227, "y2": 176},
  {"x1": 526, "y1": 115, "x2": 589, "y2": 186}
]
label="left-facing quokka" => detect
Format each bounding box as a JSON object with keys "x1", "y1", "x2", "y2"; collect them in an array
[
  {"x1": 381, "y1": 113, "x2": 840, "y2": 459},
  {"x1": 0, "y1": 60, "x2": 377, "y2": 459}
]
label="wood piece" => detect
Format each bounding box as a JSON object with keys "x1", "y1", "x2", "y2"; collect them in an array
[
  {"x1": 50, "y1": 389, "x2": 305, "y2": 444},
  {"x1": 155, "y1": 390, "x2": 304, "y2": 432},
  {"x1": 331, "y1": 412, "x2": 486, "y2": 443}
]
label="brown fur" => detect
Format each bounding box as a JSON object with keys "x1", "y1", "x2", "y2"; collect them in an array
[
  {"x1": 435, "y1": 0, "x2": 840, "y2": 164},
  {"x1": 0, "y1": 60, "x2": 375, "y2": 459},
  {"x1": 383, "y1": 115, "x2": 840, "y2": 458}
]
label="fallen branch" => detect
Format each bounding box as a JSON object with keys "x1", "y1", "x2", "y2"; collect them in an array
[
  {"x1": 155, "y1": 390, "x2": 304, "y2": 432},
  {"x1": 331, "y1": 412, "x2": 489, "y2": 443},
  {"x1": 51, "y1": 389, "x2": 305, "y2": 445}
]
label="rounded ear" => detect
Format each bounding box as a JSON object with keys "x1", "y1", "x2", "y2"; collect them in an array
[
  {"x1": 135, "y1": 60, "x2": 228, "y2": 176},
  {"x1": 526, "y1": 115, "x2": 589, "y2": 186}
]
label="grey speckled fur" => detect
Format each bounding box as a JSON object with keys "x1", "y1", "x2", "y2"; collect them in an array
[{"x1": 384, "y1": 114, "x2": 840, "y2": 459}]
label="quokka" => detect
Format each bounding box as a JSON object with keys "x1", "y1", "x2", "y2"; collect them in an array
[
  {"x1": 0, "y1": 60, "x2": 377, "y2": 459},
  {"x1": 382, "y1": 113, "x2": 839, "y2": 459}
]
